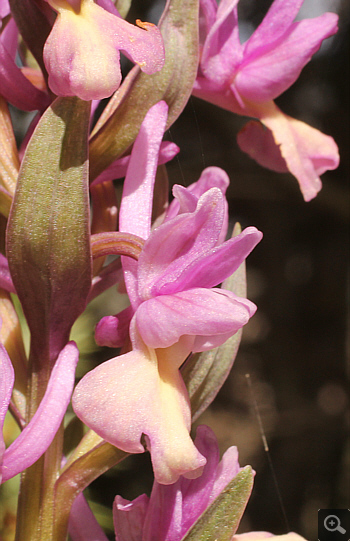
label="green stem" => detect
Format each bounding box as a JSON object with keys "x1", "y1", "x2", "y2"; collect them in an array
[{"x1": 52, "y1": 432, "x2": 128, "y2": 541}]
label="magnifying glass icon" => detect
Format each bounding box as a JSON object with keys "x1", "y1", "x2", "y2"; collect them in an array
[{"x1": 324, "y1": 515, "x2": 346, "y2": 534}]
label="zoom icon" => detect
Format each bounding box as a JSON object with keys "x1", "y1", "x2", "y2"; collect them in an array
[{"x1": 319, "y1": 510, "x2": 350, "y2": 541}]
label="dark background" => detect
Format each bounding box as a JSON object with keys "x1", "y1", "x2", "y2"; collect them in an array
[{"x1": 89, "y1": 0, "x2": 349, "y2": 539}]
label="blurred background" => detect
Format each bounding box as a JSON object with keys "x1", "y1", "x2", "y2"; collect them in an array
[{"x1": 1, "y1": 0, "x2": 348, "y2": 540}]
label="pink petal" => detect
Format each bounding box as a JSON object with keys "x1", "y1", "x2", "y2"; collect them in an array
[
  {"x1": 149, "y1": 226, "x2": 262, "y2": 297},
  {"x1": 165, "y1": 166, "x2": 230, "y2": 222},
  {"x1": 209, "y1": 445, "x2": 240, "y2": 502},
  {"x1": 0, "y1": 254, "x2": 16, "y2": 293},
  {"x1": 0, "y1": 37, "x2": 49, "y2": 111},
  {"x1": 201, "y1": 0, "x2": 242, "y2": 87},
  {"x1": 95, "y1": 0, "x2": 121, "y2": 17},
  {"x1": 91, "y1": 141, "x2": 179, "y2": 187},
  {"x1": 140, "y1": 425, "x2": 220, "y2": 541},
  {"x1": 237, "y1": 121, "x2": 289, "y2": 173},
  {"x1": 95, "y1": 306, "x2": 133, "y2": 348},
  {"x1": 137, "y1": 188, "x2": 225, "y2": 300},
  {"x1": 1, "y1": 17, "x2": 18, "y2": 59},
  {"x1": 235, "y1": 13, "x2": 338, "y2": 102},
  {"x1": 135, "y1": 288, "x2": 256, "y2": 350},
  {"x1": 243, "y1": 0, "x2": 304, "y2": 55},
  {"x1": 199, "y1": 0, "x2": 218, "y2": 47},
  {"x1": 113, "y1": 494, "x2": 149, "y2": 541},
  {"x1": 44, "y1": 1, "x2": 164, "y2": 100},
  {"x1": 0, "y1": 343, "x2": 14, "y2": 482},
  {"x1": 119, "y1": 101, "x2": 168, "y2": 309},
  {"x1": 69, "y1": 493, "x2": 109, "y2": 541},
  {"x1": 1, "y1": 341, "x2": 79, "y2": 482},
  {"x1": 237, "y1": 102, "x2": 340, "y2": 201},
  {"x1": 171, "y1": 425, "x2": 221, "y2": 537},
  {"x1": 119, "y1": 101, "x2": 169, "y2": 239},
  {"x1": 73, "y1": 327, "x2": 206, "y2": 484},
  {"x1": 0, "y1": 0, "x2": 10, "y2": 18}
]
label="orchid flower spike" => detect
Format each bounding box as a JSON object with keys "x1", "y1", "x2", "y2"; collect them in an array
[
  {"x1": 73, "y1": 101, "x2": 262, "y2": 484},
  {"x1": 43, "y1": 0, "x2": 165, "y2": 100},
  {"x1": 193, "y1": 0, "x2": 340, "y2": 201}
]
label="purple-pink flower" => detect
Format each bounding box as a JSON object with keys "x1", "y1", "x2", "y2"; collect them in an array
[
  {"x1": 193, "y1": 0, "x2": 339, "y2": 201},
  {"x1": 72, "y1": 102, "x2": 262, "y2": 484},
  {"x1": 113, "y1": 425, "x2": 246, "y2": 541},
  {"x1": 43, "y1": 0, "x2": 165, "y2": 100},
  {"x1": 68, "y1": 426, "x2": 307, "y2": 541}
]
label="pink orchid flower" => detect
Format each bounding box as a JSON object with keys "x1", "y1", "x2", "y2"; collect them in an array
[
  {"x1": 193, "y1": 0, "x2": 339, "y2": 201},
  {"x1": 68, "y1": 426, "x2": 307, "y2": 541},
  {"x1": 0, "y1": 340, "x2": 79, "y2": 483},
  {"x1": 43, "y1": 0, "x2": 165, "y2": 100},
  {"x1": 113, "y1": 425, "x2": 245, "y2": 541},
  {"x1": 72, "y1": 101, "x2": 262, "y2": 484},
  {"x1": 94, "y1": 165, "x2": 231, "y2": 346}
]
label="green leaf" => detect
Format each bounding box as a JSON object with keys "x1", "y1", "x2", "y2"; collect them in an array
[
  {"x1": 181, "y1": 466, "x2": 254, "y2": 541},
  {"x1": 6, "y1": 97, "x2": 92, "y2": 365},
  {"x1": 182, "y1": 224, "x2": 247, "y2": 421},
  {"x1": 89, "y1": 0, "x2": 199, "y2": 180}
]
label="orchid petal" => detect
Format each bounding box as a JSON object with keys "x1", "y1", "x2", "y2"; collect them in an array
[
  {"x1": 119, "y1": 101, "x2": 169, "y2": 239},
  {"x1": 149, "y1": 226, "x2": 262, "y2": 296},
  {"x1": 1, "y1": 341, "x2": 79, "y2": 482},
  {"x1": 199, "y1": 0, "x2": 217, "y2": 48},
  {"x1": 113, "y1": 494, "x2": 149, "y2": 541},
  {"x1": 0, "y1": 0, "x2": 10, "y2": 19},
  {"x1": 0, "y1": 343, "x2": 14, "y2": 483},
  {"x1": 236, "y1": 120, "x2": 289, "y2": 173},
  {"x1": 165, "y1": 166, "x2": 230, "y2": 221},
  {"x1": 94, "y1": 0, "x2": 121, "y2": 17},
  {"x1": 0, "y1": 254, "x2": 15, "y2": 293},
  {"x1": 210, "y1": 445, "x2": 241, "y2": 502},
  {"x1": 95, "y1": 305, "x2": 133, "y2": 348},
  {"x1": 135, "y1": 288, "x2": 256, "y2": 350},
  {"x1": 91, "y1": 141, "x2": 179, "y2": 187},
  {"x1": 44, "y1": 0, "x2": 165, "y2": 100},
  {"x1": 201, "y1": 0, "x2": 242, "y2": 87},
  {"x1": 112, "y1": 425, "x2": 251, "y2": 541},
  {"x1": 1, "y1": 17, "x2": 18, "y2": 59},
  {"x1": 139, "y1": 425, "x2": 220, "y2": 541},
  {"x1": 171, "y1": 425, "x2": 221, "y2": 537},
  {"x1": 137, "y1": 188, "x2": 225, "y2": 300},
  {"x1": 243, "y1": 0, "x2": 304, "y2": 55},
  {"x1": 73, "y1": 327, "x2": 206, "y2": 484},
  {"x1": 119, "y1": 100, "x2": 168, "y2": 309},
  {"x1": 237, "y1": 102, "x2": 340, "y2": 201},
  {"x1": 235, "y1": 14, "x2": 338, "y2": 102},
  {"x1": 0, "y1": 38, "x2": 49, "y2": 111},
  {"x1": 172, "y1": 185, "x2": 199, "y2": 214},
  {"x1": 69, "y1": 493, "x2": 109, "y2": 541}
]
